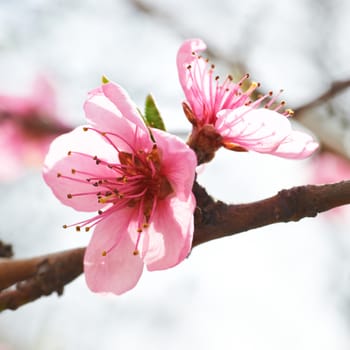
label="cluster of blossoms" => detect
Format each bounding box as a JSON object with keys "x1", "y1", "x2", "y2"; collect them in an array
[
  {"x1": 43, "y1": 39, "x2": 318, "y2": 294},
  {"x1": 0, "y1": 76, "x2": 69, "y2": 181},
  {"x1": 177, "y1": 39, "x2": 318, "y2": 163}
]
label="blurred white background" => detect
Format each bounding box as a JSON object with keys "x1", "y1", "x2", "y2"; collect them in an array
[{"x1": 1, "y1": 0, "x2": 350, "y2": 349}]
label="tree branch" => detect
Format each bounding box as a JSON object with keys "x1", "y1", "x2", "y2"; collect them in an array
[
  {"x1": 0, "y1": 240, "x2": 13, "y2": 258},
  {"x1": 192, "y1": 180, "x2": 350, "y2": 246},
  {"x1": 294, "y1": 79, "x2": 350, "y2": 115},
  {"x1": 2, "y1": 180, "x2": 350, "y2": 311},
  {"x1": 0, "y1": 248, "x2": 85, "y2": 311}
]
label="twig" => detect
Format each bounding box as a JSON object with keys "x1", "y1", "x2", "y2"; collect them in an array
[
  {"x1": 0, "y1": 241, "x2": 13, "y2": 258},
  {"x1": 294, "y1": 79, "x2": 350, "y2": 116},
  {"x1": 0, "y1": 248, "x2": 85, "y2": 311}
]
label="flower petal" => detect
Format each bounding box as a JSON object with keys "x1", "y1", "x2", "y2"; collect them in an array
[
  {"x1": 152, "y1": 128, "x2": 197, "y2": 200},
  {"x1": 177, "y1": 39, "x2": 213, "y2": 122},
  {"x1": 102, "y1": 82, "x2": 147, "y2": 132},
  {"x1": 84, "y1": 208, "x2": 144, "y2": 295},
  {"x1": 143, "y1": 194, "x2": 195, "y2": 271},
  {"x1": 31, "y1": 75, "x2": 57, "y2": 116},
  {"x1": 177, "y1": 38, "x2": 207, "y2": 93},
  {"x1": 43, "y1": 126, "x2": 118, "y2": 211},
  {"x1": 0, "y1": 122, "x2": 24, "y2": 181},
  {"x1": 216, "y1": 107, "x2": 292, "y2": 153},
  {"x1": 85, "y1": 87, "x2": 151, "y2": 152},
  {"x1": 272, "y1": 130, "x2": 319, "y2": 159}
]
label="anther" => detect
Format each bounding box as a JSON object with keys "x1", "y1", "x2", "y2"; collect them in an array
[
  {"x1": 137, "y1": 228, "x2": 143, "y2": 233},
  {"x1": 133, "y1": 250, "x2": 139, "y2": 256},
  {"x1": 98, "y1": 210, "x2": 103, "y2": 215},
  {"x1": 76, "y1": 226, "x2": 81, "y2": 232},
  {"x1": 71, "y1": 169, "x2": 76, "y2": 174},
  {"x1": 83, "y1": 127, "x2": 88, "y2": 131},
  {"x1": 67, "y1": 151, "x2": 72, "y2": 156},
  {"x1": 102, "y1": 250, "x2": 107, "y2": 256},
  {"x1": 57, "y1": 173, "x2": 61, "y2": 178},
  {"x1": 67, "y1": 193, "x2": 73, "y2": 199},
  {"x1": 62, "y1": 224, "x2": 68, "y2": 229},
  {"x1": 285, "y1": 108, "x2": 294, "y2": 116},
  {"x1": 85, "y1": 227, "x2": 90, "y2": 232},
  {"x1": 187, "y1": 64, "x2": 192, "y2": 69}
]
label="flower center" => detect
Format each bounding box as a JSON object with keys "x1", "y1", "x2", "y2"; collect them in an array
[{"x1": 59, "y1": 128, "x2": 174, "y2": 255}]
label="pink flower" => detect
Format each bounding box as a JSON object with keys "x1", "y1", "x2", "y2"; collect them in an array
[
  {"x1": 0, "y1": 75, "x2": 69, "y2": 181},
  {"x1": 43, "y1": 81, "x2": 197, "y2": 295},
  {"x1": 309, "y1": 152, "x2": 350, "y2": 217},
  {"x1": 177, "y1": 39, "x2": 319, "y2": 163}
]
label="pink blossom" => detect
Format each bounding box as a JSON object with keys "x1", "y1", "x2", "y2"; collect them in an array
[
  {"x1": 43, "y1": 81, "x2": 197, "y2": 295},
  {"x1": 177, "y1": 39, "x2": 319, "y2": 163},
  {"x1": 0, "y1": 75, "x2": 69, "y2": 181},
  {"x1": 309, "y1": 152, "x2": 350, "y2": 217}
]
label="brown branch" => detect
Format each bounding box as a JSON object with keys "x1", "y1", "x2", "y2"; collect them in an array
[
  {"x1": 0, "y1": 241, "x2": 13, "y2": 258},
  {"x1": 294, "y1": 79, "x2": 350, "y2": 116},
  {"x1": 2, "y1": 179, "x2": 350, "y2": 311},
  {"x1": 192, "y1": 180, "x2": 350, "y2": 246},
  {"x1": 0, "y1": 248, "x2": 85, "y2": 311}
]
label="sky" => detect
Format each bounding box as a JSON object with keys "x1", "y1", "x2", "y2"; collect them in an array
[{"x1": 1, "y1": 0, "x2": 350, "y2": 349}]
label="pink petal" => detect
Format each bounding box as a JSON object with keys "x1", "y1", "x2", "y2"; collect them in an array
[
  {"x1": 101, "y1": 82, "x2": 147, "y2": 132},
  {"x1": 0, "y1": 95, "x2": 33, "y2": 116},
  {"x1": 0, "y1": 122, "x2": 24, "y2": 181},
  {"x1": 43, "y1": 126, "x2": 118, "y2": 211},
  {"x1": 176, "y1": 39, "x2": 212, "y2": 121},
  {"x1": 84, "y1": 88, "x2": 151, "y2": 152},
  {"x1": 151, "y1": 128, "x2": 197, "y2": 200},
  {"x1": 176, "y1": 38, "x2": 206, "y2": 93},
  {"x1": 31, "y1": 75, "x2": 57, "y2": 116},
  {"x1": 143, "y1": 194, "x2": 195, "y2": 271},
  {"x1": 216, "y1": 107, "x2": 292, "y2": 152},
  {"x1": 84, "y1": 208, "x2": 144, "y2": 294},
  {"x1": 311, "y1": 152, "x2": 350, "y2": 184},
  {"x1": 272, "y1": 130, "x2": 319, "y2": 159}
]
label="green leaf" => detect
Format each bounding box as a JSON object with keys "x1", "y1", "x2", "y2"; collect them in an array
[
  {"x1": 144, "y1": 94, "x2": 166, "y2": 131},
  {"x1": 101, "y1": 75, "x2": 110, "y2": 84}
]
